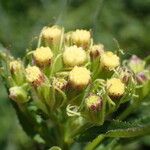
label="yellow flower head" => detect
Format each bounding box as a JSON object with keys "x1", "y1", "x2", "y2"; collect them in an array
[
  {"x1": 90, "y1": 44, "x2": 104, "y2": 59},
  {"x1": 9, "y1": 60, "x2": 22, "y2": 73},
  {"x1": 71, "y1": 29, "x2": 91, "y2": 48},
  {"x1": 41, "y1": 26, "x2": 62, "y2": 44},
  {"x1": 69, "y1": 66, "x2": 91, "y2": 89},
  {"x1": 63, "y1": 45, "x2": 87, "y2": 67},
  {"x1": 33, "y1": 46, "x2": 53, "y2": 67},
  {"x1": 86, "y1": 95, "x2": 102, "y2": 111},
  {"x1": 100, "y1": 51, "x2": 120, "y2": 70},
  {"x1": 106, "y1": 78, "x2": 125, "y2": 98},
  {"x1": 25, "y1": 66, "x2": 44, "y2": 86}
]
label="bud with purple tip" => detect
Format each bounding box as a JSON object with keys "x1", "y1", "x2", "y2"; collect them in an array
[
  {"x1": 128, "y1": 55, "x2": 145, "y2": 74},
  {"x1": 136, "y1": 72, "x2": 148, "y2": 84},
  {"x1": 84, "y1": 94, "x2": 104, "y2": 124},
  {"x1": 86, "y1": 95, "x2": 102, "y2": 112}
]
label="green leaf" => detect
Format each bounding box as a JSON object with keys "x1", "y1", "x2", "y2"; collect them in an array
[
  {"x1": 11, "y1": 101, "x2": 37, "y2": 138},
  {"x1": 76, "y1": 116, "x2": 150, "y2": 142},
  {"x1": 11, "y1": 101, "x2": 55, "y2": 147},
  {"x1": 105, "y1": 124, "x2": 150, "y2": 138}
]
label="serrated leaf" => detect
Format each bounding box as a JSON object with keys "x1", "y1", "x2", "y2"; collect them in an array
[
  {"x1": 76, "y1": 116, "x2": 150, "y2": 142},
  {"x1": 105, "y1": 125, "x2": 150, "y2": 137}
]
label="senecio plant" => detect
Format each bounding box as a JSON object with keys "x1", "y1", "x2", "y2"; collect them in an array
[{"x1": 0, "y1": 26, "x2": 150, "y2": 150}]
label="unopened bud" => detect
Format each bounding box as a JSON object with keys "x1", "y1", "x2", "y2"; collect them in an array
[
  {"x1": 136, "y1": 72, "x2": 148, "y2": 84},
  {"x1": 128, "y1": 55, "x2": 145, "y2": 73},
  {"x1": 33, "y1": 46, "x2": 53, "y2": 67},
  {"x1": 90, "y1": 44, "x2": 104, "y2": 59},
  {"x1": 9, "y1": 60, "x2": 25, "y2": 85},
  {"x1": 9, "y1": 86, "x2": 28, "y2": 103},
  {"x1": 63, "y1": 45, "x2": 86, "y2": 67},
  {"x1": 86, "y1": 95, "x2": 102, "y2": 112},
  {"x1": 9, "y1": 60, "x2": 22, "y2": 73},
  {"x1": 65, "y1": 32, "x2": 72, "y2": 45},
  {"x1": 118, "y1": 67, "x2": 132, "y2": 84},
  {"x1": 71, "y1": 29, "x2": 91, "y2": 49},
  {"x1": 100, "y1": 51, "x2": 120, "y2": 70},
  {"x1": 41, "y1": 26, "x2": 62, "y2": 45},
  {"x1": 106, "y1": 78, "x2": 125, "y2": 99},
  {"x1": 25, "y1": 66, "x2": 45, "y2": 86},
  {"x1": 52, "y1": 78, "x2": 68, "y2": 90},
  {"x1": 69, "y1": 66, "x2": 91, "y2": 89}
]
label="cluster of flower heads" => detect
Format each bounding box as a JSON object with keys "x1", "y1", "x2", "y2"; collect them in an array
[{"x1": 1, "y1": 25, "x2": 150, "y2": 125}]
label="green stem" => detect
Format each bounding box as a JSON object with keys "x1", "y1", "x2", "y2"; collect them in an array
[
  {"x1": 84, "y1": 135, "x2": 105, "y2": 150},
  {"x1": 49, "y1": 54, "x2": 62, "y2": 78},
  {"x1": 55, "y1": 87, "x2": 67, "y2": 107}
]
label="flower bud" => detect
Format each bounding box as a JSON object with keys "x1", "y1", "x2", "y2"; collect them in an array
[
  {"x1": 136, "y1": 72, "x2": 148, "y2": 84},
  {"x1": 118, "y1": 67, "x2": 132, "y2": 84},
  {"x1": 89, "y1": 44, "x2": 104, "y2": 59},
  {"x1": 52, "y1": 77, "x2": 68, "y2": 90},
  {"x1": 128, "y1": 55, "x2": 145, "y2": 74},
  {"x1": 69, "y1": 66, "x2": 91, "y2": 89},
  {"x1": 65, "y1": 32, "x2": 72, "y2": 46},
  {"x1": 41, "y1": 26, "x2": 62, "y2": 45},
  {"x1": 63, "y1": 45, "x2": 87, "y2": 67},
  {"x1": 9, "y1": 60, "x2": 25, "y2": 85},
  {"x1": 86, "y1": 95, "x2": 102, "y2": 112},
  {"x1": 9, "y1": 60, "x2": 22, "y2": 73},
  {"x1": 106, "y1": 78, "x2": 125, "y2": 99},
  {"x1": 71, "y1": 29, "x2": 91, "y2": 49},
  {"x1": 33, "y1": 46, "x2": 53, "y2": 67},
  {"x1": 25, "y1": 66, "x2": 45, "y2": 86},
  {"x1": 84, "y1": 94, "x2": 104, "y2": 125},
  {"x1": 9, "y1": 86, "x2": 28, "y2": 103},
  {"x1": 100, "y1": 51, "x2": 120, "y2": 70}
]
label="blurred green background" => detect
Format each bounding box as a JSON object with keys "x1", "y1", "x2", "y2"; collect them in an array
[{"x1": 0, "y1": 0, "x2": 150, "y2": 149}]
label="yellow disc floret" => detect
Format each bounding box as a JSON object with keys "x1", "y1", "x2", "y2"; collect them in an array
[
  {"x1": 106, "y1": 78, "x2": 125, "y2": 98},
  {"x1": 69, "y1": 66, "x2": 91, "y2": 89},
  {"x1": 71, "y1": 29, "x2": 91, "y2": 48},
  {"x1": 63, "y1": 45, "x2": 87, "y2": 67},
  {"x1": 41, "y1": 26, "x2": 62, "y2": 44},
  {"x1": 33, "y1": 46, "x2": 53, "y2": 66},
  {"x1": 100, "y1": 51, "x2": 120, "y2": 70},
  {"x1": 25, "y1": 66, "x2": 44, "y2": 86}
]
